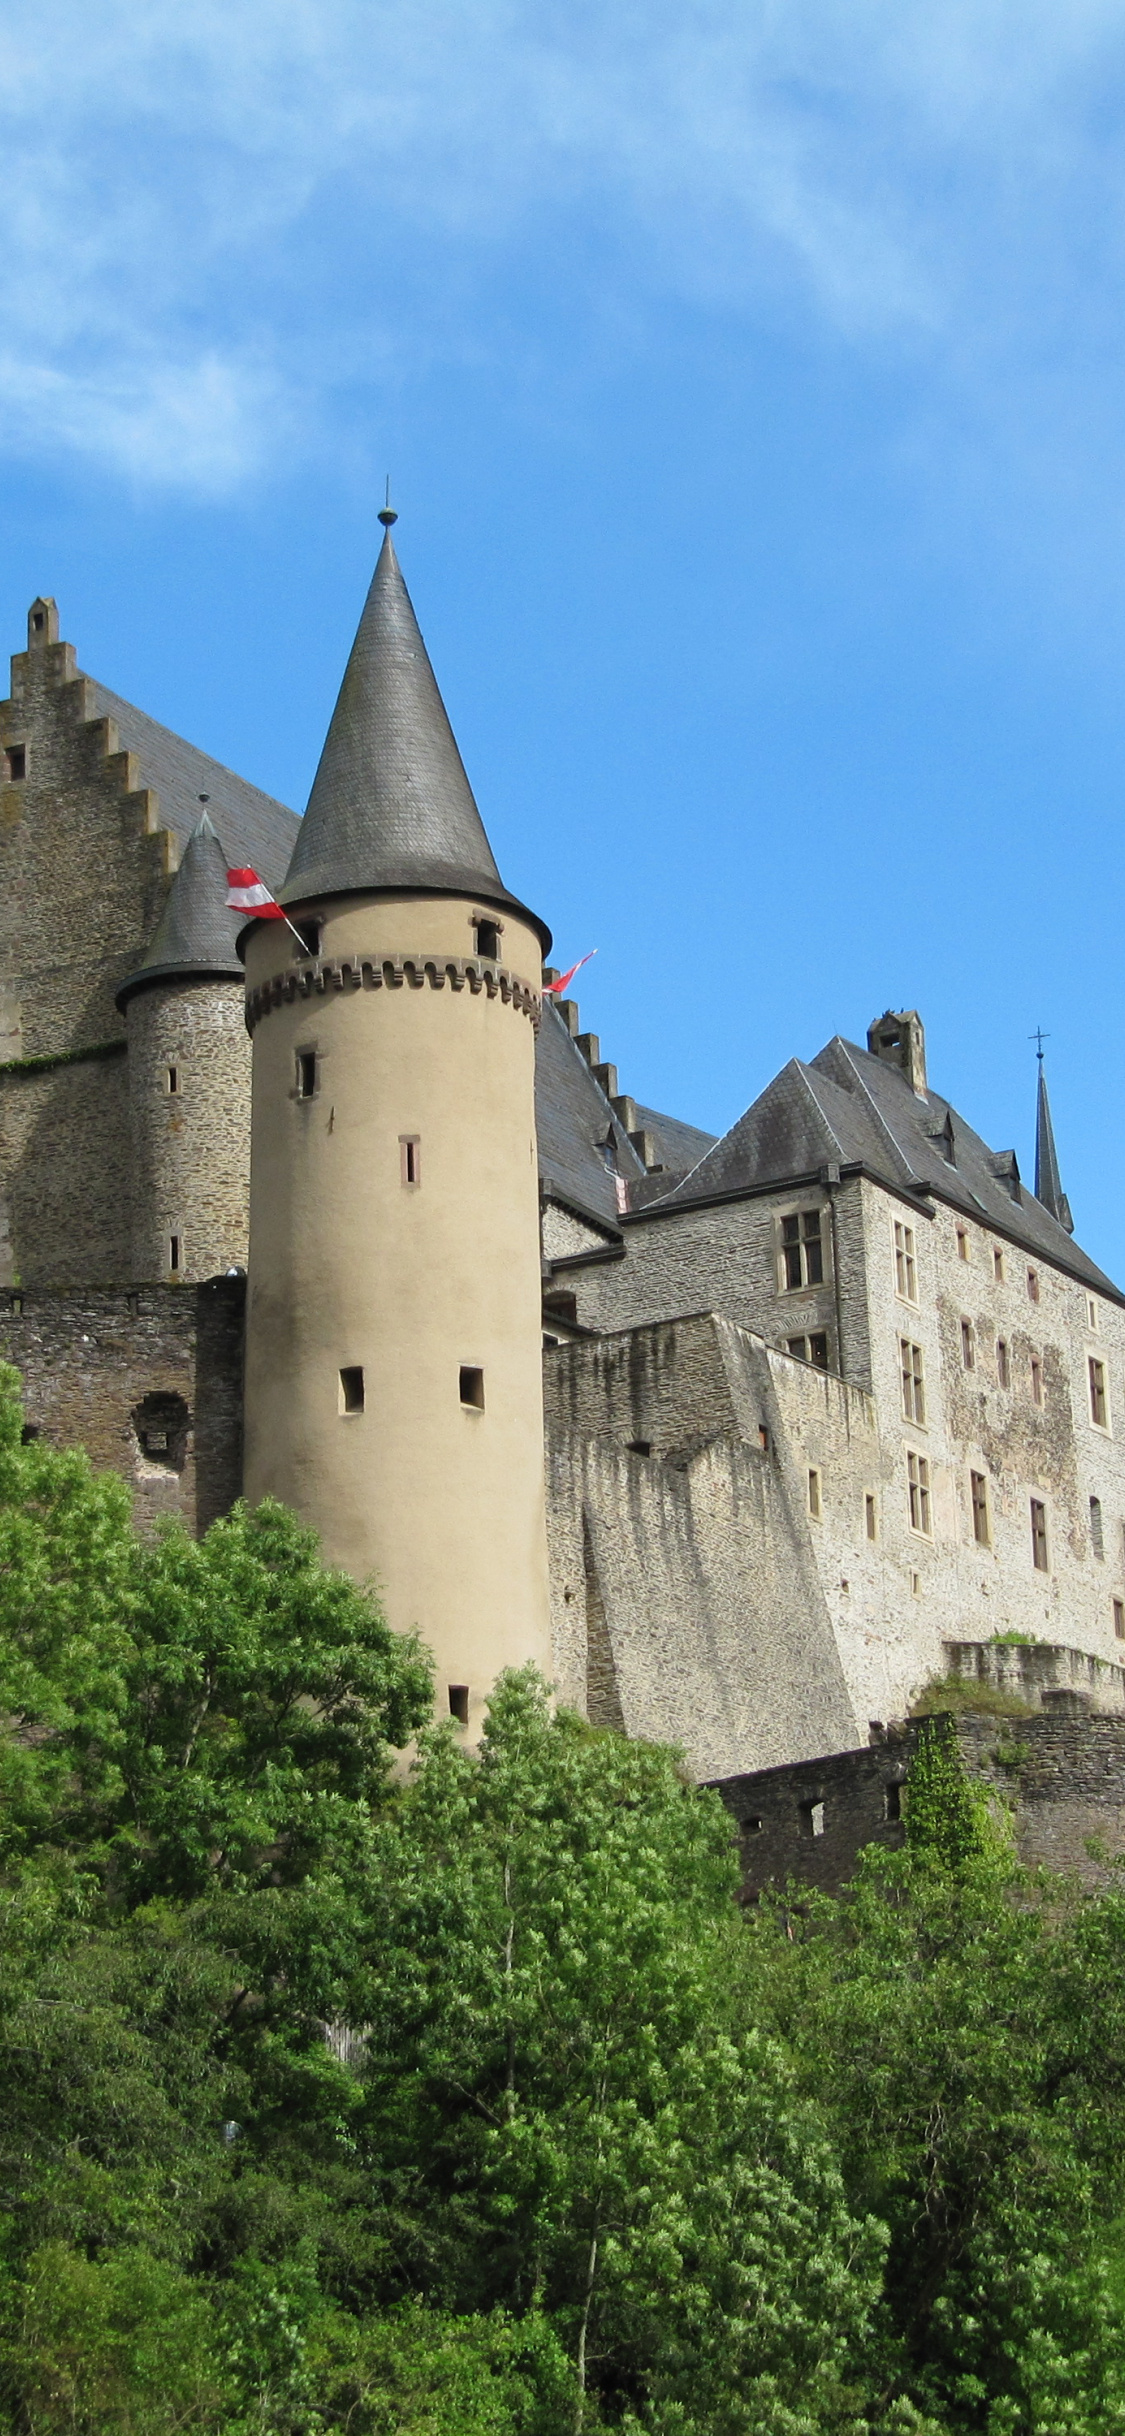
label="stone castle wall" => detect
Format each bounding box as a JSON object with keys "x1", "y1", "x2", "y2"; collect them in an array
[
  {"x1": 712, "y1": 1707, "x2": 1125, "y2": 1898},
  {"x1": 0, "y1": 1279, "x2": 244, "y2": 1535},
  {"x1": 0, "y1": 1047, "x2": 133, "y2": 1287}
]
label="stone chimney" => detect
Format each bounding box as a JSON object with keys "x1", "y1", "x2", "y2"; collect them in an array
[{"x1": 867, "y1": 1009, "x2": 927, "y2": 1096}]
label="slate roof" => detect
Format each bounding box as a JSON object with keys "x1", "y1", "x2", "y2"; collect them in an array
[
  {"x1": 281, "y1": 527, "x2": 548, "y2": 944},
  {"x1": 90, "y1": 682, "x2": 298, "y2": 891},
  {"x1": 633, "y1": 1103, "x2": 718, "y2": 1175},
  {"x1": 116, "y1": 813, "x2": 243, "y2": 1006},
  {"x1": 647, "y1": 1031, "x2": 1124, "y2": 1302},
  {"x1": 535, "y1": 1003, "x2": 648, "y2": 1226}
]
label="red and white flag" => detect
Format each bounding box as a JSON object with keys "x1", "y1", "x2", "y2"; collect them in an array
[
  {"x1": 543, "y1": 950, "x2": 596, "y2": 996},
  {"x1": 227, "y1": 867, "x2": 287, "y2": 919}
]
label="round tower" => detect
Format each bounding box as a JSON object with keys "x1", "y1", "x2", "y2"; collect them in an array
[
  {"x1": 241, "y1": 519, "x2": 552, "y2": 1731},
  {"x1": 118, "y1": 813, "x2": 251, "y2": 1282}
]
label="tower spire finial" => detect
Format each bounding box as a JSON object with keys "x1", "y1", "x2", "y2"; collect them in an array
[
  {"x1": 1031, "y1": 1031, "x2": 1073, "y2": 1233},
  {"x1": 378, "y1": 477, "x2": 397, "y2": 530}
]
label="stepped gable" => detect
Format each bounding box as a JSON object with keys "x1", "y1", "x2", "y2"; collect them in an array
[
  {"x1": 648, "y1": 1028, "x2": 1122, "y2": 1302},
  {"x1": 282, "y1": 522, "x2": 548, "y2": 945},
  {"x1": 89, "y1": 682, "x2": 298, "y2": 889},
  {"x1": 535, "y1": 1000, "x2": 647, "y2": 1225},
  {"x1": 116, "y1": 812, "x2": 243, "y2": 1006}
]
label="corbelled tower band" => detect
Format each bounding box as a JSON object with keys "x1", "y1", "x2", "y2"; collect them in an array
[{"x1": 242, "y1": 516, "x2": 553, "y2": 1730}]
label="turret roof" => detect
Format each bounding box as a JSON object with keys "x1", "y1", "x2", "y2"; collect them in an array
[
  {"x1": 116, "y1": 812, "x2": 243, "y2": 1006},
  {"x1": 282, "y1": 525, "x2": 548, "y2": 943}
]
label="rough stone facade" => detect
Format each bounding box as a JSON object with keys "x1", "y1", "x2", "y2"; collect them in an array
[
  {"x1": 126, "y1": 980, "x2": 251, "y2": 1281},
  {"x1": 0, "y1": 1280, "x2": 244, "y2": 1535},
  {"x1": 712, "y1": 1708, "x2": 1125, "y2": 1898}
]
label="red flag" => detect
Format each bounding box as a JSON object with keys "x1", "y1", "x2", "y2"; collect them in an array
[
  {"x1": 227, "y1": 867, "x2": 287, "y2": 919},
  {"x1": 543, "y1": 950, "x2": 596, "y2": 996}
]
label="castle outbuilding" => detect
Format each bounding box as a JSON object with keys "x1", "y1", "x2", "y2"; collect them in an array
[{"x1": 2, "y1": 537, "x2": 1124, "y2": 1780}]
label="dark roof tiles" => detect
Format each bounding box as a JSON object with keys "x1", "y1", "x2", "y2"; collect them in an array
[{"x1": 116, "y1": 813, "x2": 243, "y2": 1005}]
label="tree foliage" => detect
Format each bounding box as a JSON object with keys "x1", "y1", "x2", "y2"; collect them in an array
[{"x1": 2, "y1": 1364, "x2": 1125, "y2": 2431}]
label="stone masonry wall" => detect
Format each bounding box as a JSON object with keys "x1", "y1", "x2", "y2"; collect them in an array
[
  {"x1": 0, "y1": 1047, "x2": 133, "y2": 1286},
  {"x1": 126, "y1": 981, "x2": 251, "y2": 1281},
  {"x1": 712, "y1": 1708, "x2": 1125, "y2": 1898},
  {"x1": 0, "y1": 1280, "x2": 244, "y2": 1535}
]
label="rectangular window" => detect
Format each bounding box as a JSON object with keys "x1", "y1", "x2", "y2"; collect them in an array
[
  {"x1": 907, "y1": 1450, "x2": 932, "y2": 1536},
  {"x1": 1115, "y1": 1599, "x2": 1125, "y2": 1642},
  {"x1": 1027, "y1": 1268, "x2": 1040, "y2": 1303},
  {"x1": 1090, "y1": 1495, "x2": 1105, "y2": 1559},
  {"x1": 4, "y1": 744, "x2": 26, "y2": 782},
  {"x1": 292, "y1": 918, "x2": 321, "y2": 958},
  {"x1": 168, "y1": 1234, "x2": 181, "y2": 1275},
  {"x1": 993, "y1": 1245, "x2": 1005, "y2": 1283},
  {"x1": 296, "y1": 1049, "x2": 317, "y2": 1099},
  {"x1": 884, "y1": 1781, "x2": 902, "y2": 1822},
  {"x1": 460, "y1": 1365, "x2": 485, "y2": 1410},
  {"x1": 894, "y1": 1221, "x2": 917, "y2": 1303},
  {"x1": 1090, "y1": 1356, "x2": 1110, "y2": 1430},
  {"x1": 400, "y1": 1135, "x2": 421, "y2": 1187},
  {"x1": 339, "y1": 1365, "x2": 365, "y2": 1414},
  {"x1": 1088, "y1": 1296, "x2": 1099, "y2": 1330},
  {"x1": 865, "y1": 1492, "x2": 878, "y2": 1541},
  {"x1": 900, "y1": 1339, "x2": 926, "y2": 1424},
  {"x1": 997, "y1": 1337, "x2": 1009, "y2": 1387},
  {"x1": 1031, "y1": 1356, "x2": 1043, "y2": 1407},
  {"x1": 780, "y1": 1208, "x2": 824, "y2": 1290},
  {"x1": 166, "y1": 1065, "x2": 179, "y2": 1095},
  {"x1": 961, "y1": 1318, "x2": 975, "y2": 1370},
  {"x1": 807, "y1": 1468, "x2": 822, "y2": 1519},
  {"x1": 448, "y1": 1684, "x2": 470, "y2": 1726},
  {"x1": 956, "y1": 1226, "x2": 970, "y2": 1262},
  {"x1": 1031, "y1": 1498, "x2": 1049, "y2": 1571},
  {"x1": 473, "y1": 917, "x2": 501, "y2": 960},
  {"x1": 799, "y1": 1798, "x2": 826, "y2": 1839},
  {"x1": 970, "y1": 1470, "x2": 991, "y2": 1546}
]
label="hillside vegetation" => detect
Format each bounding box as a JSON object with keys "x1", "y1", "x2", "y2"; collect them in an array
[{"x1": 1, "y1": 1365, "x2": 1125, "y2": 2434}]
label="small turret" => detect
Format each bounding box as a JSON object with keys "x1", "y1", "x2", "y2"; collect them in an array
[
  {"x1": 117, "y1": 813, "x2": 251, "y2": 1281},
  {"x1": 242, "y1": 520, "x2": 552, "y2": 1734}
]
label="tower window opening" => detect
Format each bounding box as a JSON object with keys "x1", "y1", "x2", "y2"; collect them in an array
[
  {"x1": 460, "y1": 1365, "x2": 485, "y2": 1410},
  {"x1": 956, "y1": 1226, "x2": 969, "y2": 1262},
  {"x1": 865, "y1": 1492, "x2": 878, "y2": 1540},
  {"x1": 1115, "y1": 1598, "x2": 1125, "y2": 1641},
  {"x1": 169, "y1": 1234, "x2": 181, "y2": 1275},
  {"x1": 1089, "y1": 1356, "x2": 1110, "y2": 1430},
  {"x1": 997, "y1": 1337, "x2": 1009, "y2": 1387},
  {"x1": 1031, "y1": 1355, "x2": 1044, "y2": 1407},
  {"x1": 339, "y1": 1366, "x2": 365, "y2": 1414},
  {"x1": 1091, "y1": 1495, "x2": 1105, "y2": 1559},
  {"x1": 5, "y1": 745, "x2": 26, "y2": 782},
  {"x1": 166, "y1": 1065, "x2": 179, "y2": 1095},
  {"x1": 970, "y1": 1469, "x2": 991, "y2": 1547},
  {"x1": 628, "y1": 1438, "x2": 652, "y2": 1456},
  {"x1": 400, "y1": 1135, "x2": 421, "y2": 1187},
  {"x1": 448, "y1": 1684, "x2": 470, "y2": 1726},
  {"x1": 799, "y1": 1798, "x2": 826, "y2": 1839},
  {"x1": 884, "y1": 1781, "x2": 902, "y2": 1822},
  {"x1": 296, "y1": 1049, "x2": 317, "y2": 1099},
  {"x1": 1027, "y1": 1267, "x2": 1040, "y2": 1303},
  {"x1": 807, "y1": 1468, "x2": 822, "y2": 1519},
  {"x1": 1031, "y1": 1498, "x2": 1049, "y2": 1572},
  {"x1": 292, "y1": 918, "x2": 321, "y2": 958},
  {"x1": 961, "y1": 1318, "x2": 975, "y2": 1370},
  {"x1": 473, "y1": 917, "x2": 501, "y2": 961}
]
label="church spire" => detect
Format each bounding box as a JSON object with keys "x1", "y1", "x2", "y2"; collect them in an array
[
  {"x1": 282, "y1": 519, "x2": 535, "y2": 924},
  {"x1": 1032, "y1": 1033, "x2": 1073, "y2": 1234}
]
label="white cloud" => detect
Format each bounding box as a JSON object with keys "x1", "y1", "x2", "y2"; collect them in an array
[{"x1": 3, "y1": 0, "x2": 1125, "y2": 489}]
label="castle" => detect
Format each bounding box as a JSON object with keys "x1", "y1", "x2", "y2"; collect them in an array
[{"x1": 3, "y1": 524, "x2": 1125, "y2": 1788}]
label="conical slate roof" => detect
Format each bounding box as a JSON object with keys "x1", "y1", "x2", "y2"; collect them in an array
[
  {"x1": 116, "y1": 812, "x2": 243, "y2": 1006},
  {"x1": 1035, "y1": 1062, "x2": 1074, "y2": 1233},
  {"x1": 281, "y1": 524, "x2": 548, "y2": 944}
]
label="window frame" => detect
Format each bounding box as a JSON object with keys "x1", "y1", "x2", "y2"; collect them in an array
[
  {"x1": 893, "y1": 1219, "x2": 918, "y2": 1304},
  {"x1": 1030, "y1": 1498, "x2": 1049, "y2": 1572},
  {"x1": 970, "y1": 1469, "x2": 991, "y2": 1547},
  {"x1": 1089, "y1": 1355, "x2": 1111, "y2": 1432},
  {"x1": 899, "y1": 1337, "x2": 926, "y2": 1425},
  {"x1": 907, "y1": 1448, "x2": 932, "y2": 1537},
  {"x1": 961, "y1": 1317, "x2": 975, "y2": 1371},
  {"x1": 778, "y1": 1206, "x2": 826, "y2": 1293}
]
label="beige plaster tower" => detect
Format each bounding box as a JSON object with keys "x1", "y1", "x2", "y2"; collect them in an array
[
  {"x1": 242, "y1": 514, "x2": 553, "y2": 1730},
  {"x1": 118, "y1": 813, "x2": 251, "y2": 1283}
]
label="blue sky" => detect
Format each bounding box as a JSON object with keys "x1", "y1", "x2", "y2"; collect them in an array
[{"x1": 5, "y1": 2, "x2": 1125, "y2": 1270}]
